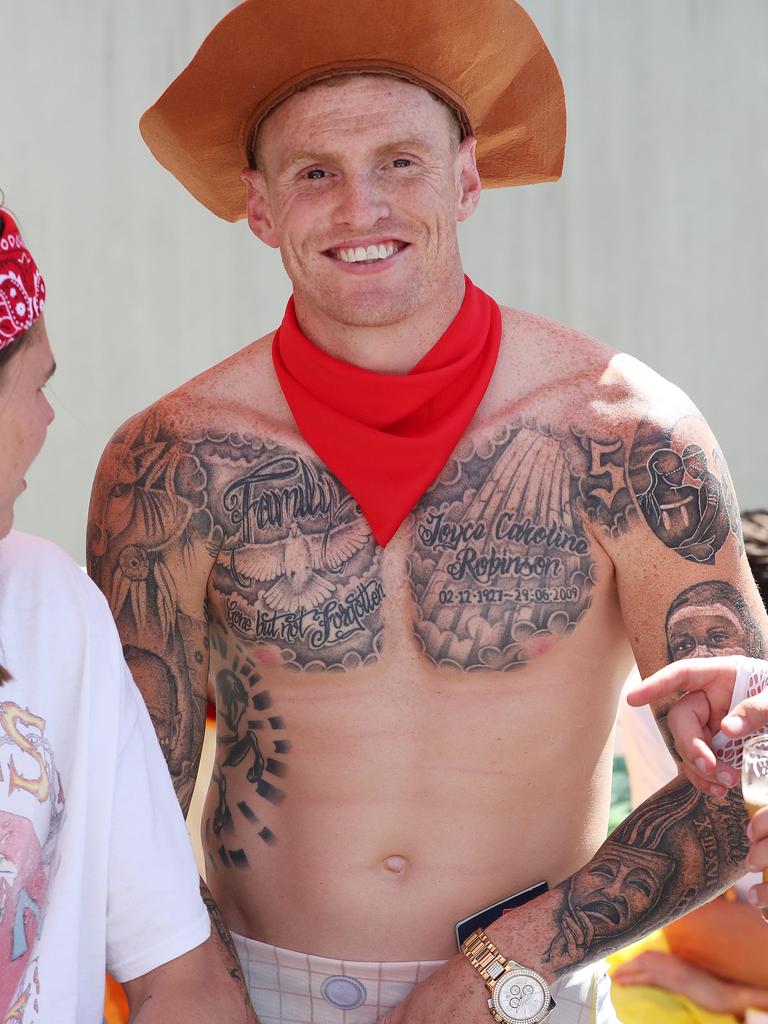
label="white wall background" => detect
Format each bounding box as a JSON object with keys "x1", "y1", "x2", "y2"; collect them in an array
[{"x1": 4, "y1": 1, "x2": 767, "y2": 565}]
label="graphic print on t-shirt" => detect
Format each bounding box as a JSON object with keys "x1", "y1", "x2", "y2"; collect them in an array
[{"x1": 0, "y1": 702, "x2": 64, "y2": 1022}]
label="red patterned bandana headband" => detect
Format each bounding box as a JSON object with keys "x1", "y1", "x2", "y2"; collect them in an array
[{"x1": 0, "y1": 210, "x2": 46, "y2": 351}]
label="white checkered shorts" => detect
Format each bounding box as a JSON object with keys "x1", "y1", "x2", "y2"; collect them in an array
[{"x1": 232, "y1": 933, "x2": 619, "y2": 1024}]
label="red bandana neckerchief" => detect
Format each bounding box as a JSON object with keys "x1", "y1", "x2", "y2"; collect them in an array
[{"x1": 272, "y1": 276, "x2": 501, "y2": 547}]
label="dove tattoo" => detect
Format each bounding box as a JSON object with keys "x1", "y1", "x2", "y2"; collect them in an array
[{"x1": 227, "y1": 516, "x2": 372, "y2": 612}]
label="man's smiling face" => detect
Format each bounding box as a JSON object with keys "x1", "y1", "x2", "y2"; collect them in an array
[{"x1": 242, "y1": 75, "x2": 480, "y2": 332}]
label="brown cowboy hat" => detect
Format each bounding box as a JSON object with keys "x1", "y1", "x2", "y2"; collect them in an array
[{"x1": 140, "y1": 0, "x2": 566, "y2": 222}]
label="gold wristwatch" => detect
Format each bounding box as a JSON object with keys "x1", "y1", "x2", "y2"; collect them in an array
[{"x1": 461, "y1": 928, "x2": 555, "y2": 1024}]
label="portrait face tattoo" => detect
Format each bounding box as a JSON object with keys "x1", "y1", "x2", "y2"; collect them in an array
[
  {"x1": 628, "y1": 415, "x2": 743, "y2": 565},
  {"x1": 667, "y1": 605, "x2": 748, "y2": 661},
  {"x1": 664, "y1": 580, "x2": 762, "y2": 662}
]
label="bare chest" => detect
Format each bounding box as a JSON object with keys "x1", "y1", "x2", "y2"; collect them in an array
[
  {"x1": 200, "y1": 411, "x2": 629, "y2": 677},
  {"x1": 197, "y1": 408, "x2": 632, "y2": 881}
]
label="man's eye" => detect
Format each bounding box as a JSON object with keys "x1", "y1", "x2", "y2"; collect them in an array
[
  {"x1": 673, "y1": 637, "x2": 694, "y2": 654},
  {"x1": 392, "y1": 158, "x2": 412, "y2": 168},
  {"x1": 304, "y1": 169, "x2": 326, "y2": 180}
]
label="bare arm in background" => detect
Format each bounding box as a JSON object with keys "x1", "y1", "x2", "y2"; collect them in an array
[{"x1": 124, "y1": 937, "x2": 249, "y2": 1023}]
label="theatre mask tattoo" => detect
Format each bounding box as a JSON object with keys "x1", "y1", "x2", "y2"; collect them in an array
[
  {"x1": 549, "y1": 577, "x2": 762, "y2": 973},
  {"x1": 545, "y1": 779, "x2": 748, "y2": 974},
  {"x1": 204, "y1": 434, "x2": 384, "y2": 671},
  {"x1": 629, "y1": 417, "x2": 742, "y2": 564},
  {"x1": 408, "y1": 422, "x2": 631, "y2": 670}
]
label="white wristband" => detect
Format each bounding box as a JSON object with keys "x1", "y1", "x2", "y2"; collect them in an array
[{"x1": 710, "y1": 657, "x2": 768, "y2": 768}]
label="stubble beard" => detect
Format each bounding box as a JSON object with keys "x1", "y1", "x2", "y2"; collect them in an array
[
  {"x1": 290, "y1": 252, "x2": 432, "y2": 331},
  {"x1": 316, "y1": 281, "x2": 429, "y2": 329},
  {"x1": 291, "y1": 244, "x2": 461, "y2": 333}
]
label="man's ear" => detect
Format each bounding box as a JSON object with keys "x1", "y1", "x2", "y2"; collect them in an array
[
  {"x1": 455, "y1": 137, "x2": 482, "y2": 223},
  {"x1": 241, "y1": 168, "x2": 280, "y2": 248}
]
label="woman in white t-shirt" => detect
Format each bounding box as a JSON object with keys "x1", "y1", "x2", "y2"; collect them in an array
[{"x1": 0, "y1": 208, "x2": 249, "y2": 1021}]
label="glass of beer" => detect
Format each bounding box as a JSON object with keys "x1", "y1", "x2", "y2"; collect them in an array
[{"x1": 742, "y1": 734, "x2": 768, "y2": 923}]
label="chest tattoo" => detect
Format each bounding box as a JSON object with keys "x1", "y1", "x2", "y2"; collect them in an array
[
  {"x1": 408, "y1": 423, "x2": 611, "y2": 670},
  {"x1": 201, "y1": 435, "x2": 385, "y2": 671}
]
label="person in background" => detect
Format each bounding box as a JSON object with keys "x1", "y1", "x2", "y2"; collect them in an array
[
  {"x1": 743, "y1": 512, "x2": 768, "y2": 600},
  {"x1": 613, "y1": 512, "x2": 768, "y2": 1020},
  {"x1": 0, "y1": 207, "x2": 250, "y2": 1021}
]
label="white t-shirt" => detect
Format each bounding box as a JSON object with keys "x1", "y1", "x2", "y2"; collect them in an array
[{"x1": 0, "y1": 532, "x2": 210, "y2": 1022}]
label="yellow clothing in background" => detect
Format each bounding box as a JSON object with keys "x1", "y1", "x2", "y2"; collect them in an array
[{"x1": 608, "y1": 933, "x2": 739, "y2": 1024}]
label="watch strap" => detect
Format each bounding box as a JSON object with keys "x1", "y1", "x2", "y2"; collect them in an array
[
  {"x1": 461, "y1": 928, "x2": 511, "y2": 983},
  {"x1": 461, "y1": 928, "x2": 557, "y2": 1016}
]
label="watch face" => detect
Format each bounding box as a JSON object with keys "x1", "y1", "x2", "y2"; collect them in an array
[{"x1": 492, "y1": 970, "x2": 550, "y2": 1023}]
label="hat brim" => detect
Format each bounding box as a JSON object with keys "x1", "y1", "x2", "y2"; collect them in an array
[{"x1": 140, "y1": 0, "x2": 566, "y2": 222}]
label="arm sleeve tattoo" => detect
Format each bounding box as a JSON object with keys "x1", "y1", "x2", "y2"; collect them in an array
[
  {"x1": 530, "y1": 417, "x2": 763, "y2": 977},
  {"x1": 541, "y1": 777, "x2": 748, "y2": 975},
  {"x1": 88, "y1": 415, "x2": 257, "y2": 1018}
]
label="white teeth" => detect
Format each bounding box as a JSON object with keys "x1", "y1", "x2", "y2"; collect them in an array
[{"x1": 334, "y1": 242, "x2": 400, "y2": 263}]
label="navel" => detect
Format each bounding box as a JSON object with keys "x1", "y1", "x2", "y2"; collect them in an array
[{"x1": 382, "y1": 855, "x2": 409, "y2": 875}]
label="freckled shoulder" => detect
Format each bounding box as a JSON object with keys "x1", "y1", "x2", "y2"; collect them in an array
[
  {"x1": 145, "y1": 329, "x2": 289, "y2": 440},
  {"x1": 404, "y1": 305, "x2": 744, "y2": 672},
  {"x1": 491, "y1": 305, "x2": 687, "y2": 430}
]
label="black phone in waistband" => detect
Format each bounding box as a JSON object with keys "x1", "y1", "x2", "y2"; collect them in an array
[{"x1": 455, "y1": 881, "x2": 549, "y2": 951}]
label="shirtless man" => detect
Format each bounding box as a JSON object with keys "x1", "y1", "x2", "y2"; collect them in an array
[{"x1": 86, "y1": 2, "x2": 767, "y2": 1023}]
